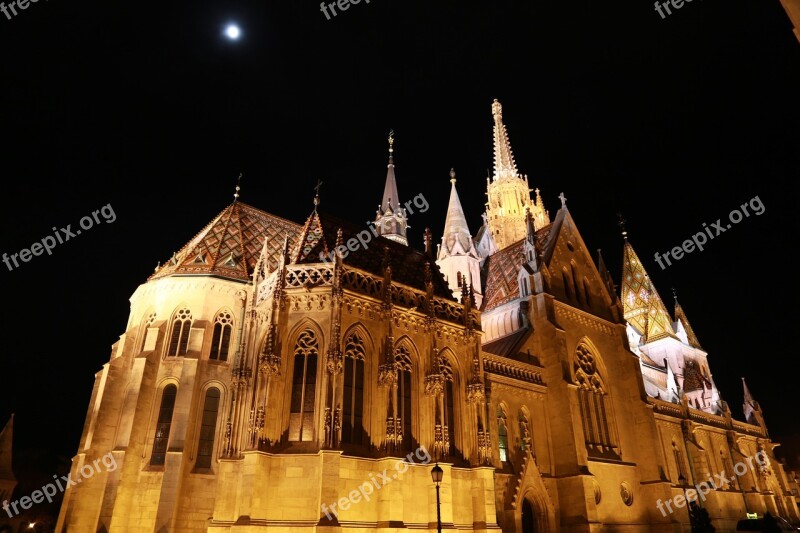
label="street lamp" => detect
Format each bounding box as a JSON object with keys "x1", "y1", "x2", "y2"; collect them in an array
[{"x1": 431, "y1": 463, "x2": 444, "y2": 533}]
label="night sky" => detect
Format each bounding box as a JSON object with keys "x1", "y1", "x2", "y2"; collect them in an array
[{"x1": 1, "y1": 0, "x2": 798, "y2": 473}]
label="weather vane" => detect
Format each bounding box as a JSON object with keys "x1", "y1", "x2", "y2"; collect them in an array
[
  {"x1": 313, "y1": 179, "x2": 323, "y2": 208},
  {"x1": 233, "y1": 173, "x2": 242, "y2": 201},
  {"x1": 617, "y1": 213, "x2": 628, "y2": 240}
]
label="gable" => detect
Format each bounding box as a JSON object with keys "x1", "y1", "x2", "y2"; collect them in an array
[{"x1": 543, "y1": 209, "x2": 616, "y2": 321}]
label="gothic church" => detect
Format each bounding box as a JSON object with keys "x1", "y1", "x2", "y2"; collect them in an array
[{"x1": 56, "y1": 100, "x2": 800, "y2": 532}]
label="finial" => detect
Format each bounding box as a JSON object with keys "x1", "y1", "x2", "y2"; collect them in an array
[
  {"x1": 492, "y1": 98, "x2": 502, "y2": 118},
  {"x1": 313, "y1": 179, "x2": 323, "y2": 209},
  {"x1": 450, "y1": 168, "x2": 456, "y2": 184},
  {"x1": 233, "y1": 173, "x2": 242, "y2": 201},
  {"x1": 672, "y1": 287, "x2": 678, "y2": 304},
  {"x1": 388, "y1": 129, "x2": 394, "y2": 161},
  {"x1": 424, "y1": 227, "x2": 433, "y2": 255},
  {"x1": 558, "y1": 192, "x2": 567, "y2": 207},
  {"x1": 617, "y1": 213, "x2": 628, "y2": 240}
]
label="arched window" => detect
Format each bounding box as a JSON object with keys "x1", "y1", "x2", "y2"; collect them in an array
[
  {"x1": 289, "y1": 329, "x2": 319, "y2": 442},
  {"x1": 209, "y1": 310, "x2": 233, "y2": 361},
  {"x1": 151, "y1": 384, "x2": 177, "y2": 465},
  {"x1": 441, "y1": 358, "x2": 456, "y2": 457},
  {"x1": 574, "y1": 344, "x2": 618, "y2": 457},
  {"x1": 168, "y1": 308, "x2": 192, "y2": 357},
  {"x1": 341, "y1": 331, "x2": 366, "y2": 445},
  {"x1": 497, "y1": 405, "x2": 509, "y2": 462},
  {"x1": 140, "y1": 311, "x2": 156, "y2": 352},
  {"x1": 195, "y1": 388, "x2": 221, "y2": 468},
  {"x1": 395, "y1": 345, "x2": 413, "y2": 451}
]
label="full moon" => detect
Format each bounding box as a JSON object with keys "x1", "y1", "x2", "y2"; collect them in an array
[{"x1": 225, "y1": 24, "x2": 241, "y2": 40}]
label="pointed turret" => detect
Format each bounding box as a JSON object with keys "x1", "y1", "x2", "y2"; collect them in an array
[
  {"x1": 483, "y1": 100, "x2": 550, "y2": 250},
  {"x1": 597, "y1": 249, "x2": 618, "y2": 302},
  {"x1": 374, "y1": 130, "x2": 408, "y2": 246},
  {"x1": 522, "y1": 207, "x2": 539, "y2": 269},
  {"x1": 673, "y1": 290, "x2": 702, "y2": 349},
  {"x1": 741, "y1": 377, "x2": 768, "y2": 434},
  {"x1": 436, "y1": 169, "x2": 482, "y2": 306},
  {"x1": 742, "y1": 377, "x2": 757, "y2": 422},
  {"x1": 621, "y1": 239, "x2": 675, "y2": 343},
  {"x1": 524, "y1": 206, "x2": 537, "y2": 243},
  {"x1": 0, "y1": 414, "x2": 16, "y2": 502},
  {"x1": 291, "y1": 188, "x2": 330, "y2": 264},
  {"x1": 439, "y1": 169, "x2": 477, "y2": 259}
]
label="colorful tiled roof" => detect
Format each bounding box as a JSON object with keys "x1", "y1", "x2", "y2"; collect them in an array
[
  {"x1": 482, "y1": 239, "x2": 526, "y2": 310},
  {"x1": 481, "y1": 224, "x2": 552, "y2": 311},
  {"x1": 683, "y1": 360, "x2": 709, "y2": 392},
  {"x1": 150, "y1": 201, "x2": 301, "y2": 282},
  {"x1": 621, "y1": 240, "x2": 675, "y2": 343}
]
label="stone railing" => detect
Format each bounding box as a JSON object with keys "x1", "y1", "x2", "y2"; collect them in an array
[
  {"x1": 650, "y1": 398, "x2": 765, "y2": 437},
  {"x1": 483, "y1": 354, "x2": 545, "y2": 386}
]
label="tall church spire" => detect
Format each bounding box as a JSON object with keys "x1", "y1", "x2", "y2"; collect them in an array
[
  {"x1": 492, "y1": 99, "x2": 519, "y2": 182},
  {"x1": 483, "y1": 100, "x2": 550, "y2": 250},
  {"x1": 375, "y1": 130, "x2": 408, "y2": 246},
  {"x1": 436, "y1": 169, "x2": 482, "y2": 306}
]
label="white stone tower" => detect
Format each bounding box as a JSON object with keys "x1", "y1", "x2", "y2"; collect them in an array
[{"x1": 436, "y1": 169, "x2": 483, "y2": 307}]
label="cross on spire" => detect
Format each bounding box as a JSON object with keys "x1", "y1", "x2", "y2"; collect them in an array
[
  {"x1": 313, "y1": 179, "x2": 323, "y2": 209},
  {"x1": 617, "y1": 213, "x2": 628, "y2": 240}
]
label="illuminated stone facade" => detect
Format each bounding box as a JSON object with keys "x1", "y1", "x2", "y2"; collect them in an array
[{"x1": 57, "y1": 101, "x2": 799, "y2": 532}]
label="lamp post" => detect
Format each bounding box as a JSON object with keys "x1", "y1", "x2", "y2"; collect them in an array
[{"x1": 431, "y1": 462, "x2": 443, "y2": 533}]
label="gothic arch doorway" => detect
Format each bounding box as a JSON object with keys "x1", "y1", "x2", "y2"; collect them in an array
[{"x1": 522, "y1": 498, "x2": 537, "y2": 533}]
